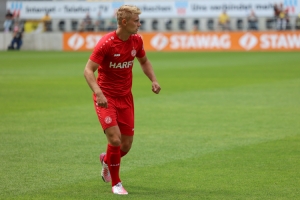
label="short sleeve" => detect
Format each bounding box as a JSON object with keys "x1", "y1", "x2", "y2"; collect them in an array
[
  {"x1": 89, "y1": 37, "x2": 109, "y2": 65},
  {"x1": 136, "y1": 35, "x2": 146, "y2": 58}
]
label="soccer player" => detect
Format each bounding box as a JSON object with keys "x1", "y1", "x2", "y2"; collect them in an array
[{"x1": 83, "y1": 5, "x2": 161, "y2": 195}]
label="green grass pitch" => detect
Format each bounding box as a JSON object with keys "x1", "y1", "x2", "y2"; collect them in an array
[{"x1": 0, "y1": 51, "x2": 299, "y2": 200}]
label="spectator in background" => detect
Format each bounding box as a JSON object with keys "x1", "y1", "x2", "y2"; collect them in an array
[
  {"x1": 248, "y1": 9, "x2": 258, "y2": 30},
  {"x1": 4, "y1": 9, "x2": 13, "y2": 32},
  {"x1": 273, "y1": 3, "x2": 280, "y2": 29},
  {"x1": 296, "y1": 13, "x2": 300, "y2": 30},
  {"x1": 80, "y1": 12, "x2": 94, "y2": 31},
  {"x1": 276, "y1": 3, "x2": 289, "y2": 30},
  {"x1": 107, "y1": 12, "x2": 118, "y2": 31},
  {"x1": 283, "y1": 4, "x2": 291, "y2": 29},
  {"x1": 41, "y1": 11, "x2": 52, "y2": 32},
  {"x1": 7, "y1": 21, "x2": 23, "y2": 50},
  {"x1": 94, "y1": 11, "x2": 104, "y2": 31},
  {"x1": 164, "y1": 19, "x2": 172, "y2": 30},
  {"x1": 218, "y1": 10, "x2": 230, "y2": 31},
  {"x1": 274, "y1": 3, "x2": 280, "y2": 19}
]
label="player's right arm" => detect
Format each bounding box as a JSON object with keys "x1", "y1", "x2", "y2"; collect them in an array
[{"x1": 84, "y1": 59, "x2": 108, "y2": 108}]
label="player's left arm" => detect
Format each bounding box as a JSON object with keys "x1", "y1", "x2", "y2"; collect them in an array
[{"x1": 137, "y1": 56, "x2": 161, "y2": 94}]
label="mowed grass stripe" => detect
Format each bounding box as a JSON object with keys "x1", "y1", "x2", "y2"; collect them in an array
[{"x1": 11, "y1": 135, "x2": 300, "y2": 200}]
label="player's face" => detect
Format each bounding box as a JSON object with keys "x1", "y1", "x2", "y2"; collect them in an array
[{"x1": 126, "y1": 14, "x2": 141, "y2": 34}]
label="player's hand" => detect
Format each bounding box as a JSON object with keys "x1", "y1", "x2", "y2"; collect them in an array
[
  {"x1": 152, "y1": 81, "x2": 161, "y2": 94},
  {"x1": 96, "y1": 93, "x2": 108, "y2": 108}
]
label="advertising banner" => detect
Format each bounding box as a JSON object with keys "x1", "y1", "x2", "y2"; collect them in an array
[
  {"x1": 63, "y1": 31, "x2": 300, "y2": 52},
  {"x1": 7, "y1": 0, "x2": 300, "y2": 19}
]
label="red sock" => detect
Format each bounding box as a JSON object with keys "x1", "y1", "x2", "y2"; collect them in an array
[
  {"x1": 120, "y1": 149, "x2": 128, "y2": 157},
  {"x1": 106, "y1": 144, "x2": 121, "y2": 186},
  {"x1": 103, "y1": 149, "x2": 128, "y2": 162}
]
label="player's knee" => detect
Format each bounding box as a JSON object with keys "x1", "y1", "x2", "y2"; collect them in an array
[
  {"x1": 121, "y1": 140, "x2": 133, "y2": 152},
  {"x1": 108, "y1": 137, "x2": 121, "y2": 146}
]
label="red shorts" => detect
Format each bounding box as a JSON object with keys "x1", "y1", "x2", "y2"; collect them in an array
[{"x1": 93, "y1": 93, "x2": 134, "y2": 136}]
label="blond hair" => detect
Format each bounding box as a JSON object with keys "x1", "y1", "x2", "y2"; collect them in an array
[{"x1": 116, "y1": 5, "x2": 141, "y2": 25}]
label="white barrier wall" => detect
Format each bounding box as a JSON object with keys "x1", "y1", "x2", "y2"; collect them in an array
[
  {"x1": 22, "y1": 33, "x2": 62, "y2": 50},
  {"x1": 0, "y1": 33, "x2": 13, "y2": 50},
  {"x1": 0, "y1": 32, "x2": 63, "y2": 51}
]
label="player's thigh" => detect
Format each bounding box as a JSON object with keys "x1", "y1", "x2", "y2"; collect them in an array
[
  {"x1": 93, "y1": 96, "x2": 118, "y2": 130},
  {"x1": 117, "y1": 94, "x2": 134, "y2": 136},
  {"x1": 118, "y1": 107, "x2": 134, "y2": 136}
]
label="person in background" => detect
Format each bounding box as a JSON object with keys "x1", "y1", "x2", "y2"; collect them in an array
[
  {"x1": 274, "y1": 3, "x2": 280, "y2": 19},
  {"x1": 248, "y1": 9, "x2": 258, "y2": 30},
  {"x1": 94, "y1": 11, "x2": 104, "y2": 31},
  {"x1": 4, "y1": 9, "x2": 14, "y2": 32},
  {"x1": 276, "y1": 3, "x2": 289, "y2": 30},
  {"x1": 164, "y1": 18, "x2": 172, "y2": 30},
  {"x1": 218, "y1": 10, "x2": 230, "y2": 31},
  {"x1": 106, "y1": 11, "x2": 118, "y2": 31},
  {"x1": 41, "y1": 11, "x2": 52, "y2": 32},
  {"x1": 83, "y1": 5, "x2": 161, "y2": 195},
  {"x1": 7, "y1": 21, "x2": 23, "y2": 50},
  {"x1": 80, "y1": 12, "x2": 93, "y2": 31},
  {"x1": 296, "y1": 13, "x2": 300, "y2": 30}
]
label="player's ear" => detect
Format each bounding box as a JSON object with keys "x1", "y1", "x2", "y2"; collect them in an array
[{"x1": 122, "y1": 19, "x2": 127, "y2": 25}]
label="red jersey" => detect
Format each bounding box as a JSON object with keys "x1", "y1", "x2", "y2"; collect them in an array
[{"x1": 90, "y1": 31, "x2": 145, "y2": 97}]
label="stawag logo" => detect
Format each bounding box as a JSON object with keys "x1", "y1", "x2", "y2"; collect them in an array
[
  {"x1": 239, "y1": 33, "x2": 258, "y2": 50},
  {"x1": 68, "y1": 34, "x2": 85, "y2": 50},
  {"x1": 151, "y1": 34, "x2": 169, "y2": 50},
  {"x1": 260, "y1": 33, "x2": 300, "y2": 49},
  {"x1": 238, "y1": 33, "x2": 300, "y2": 50},
  {"x1": 67, "y1": 33, "x2": 103, "y2": 50},
  {"x1": 151, "y1": 33, "x2": 231, "y2": 50}
]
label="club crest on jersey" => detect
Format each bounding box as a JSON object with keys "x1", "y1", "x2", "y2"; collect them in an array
[
  {"x1": 131, "y1": 49, "x2": 136, "y2": 57},
  {"x1": 104, "y1": 116, "x2": 112, "y2": 124}
]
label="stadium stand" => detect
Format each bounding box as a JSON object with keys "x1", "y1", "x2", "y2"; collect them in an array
[{"x1": 1, "y1": 0, "x2": 300, "y2": 32}]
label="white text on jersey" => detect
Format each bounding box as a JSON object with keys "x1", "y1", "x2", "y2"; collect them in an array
[{"x1": 109, "y1": 61, "x2": 133, "y2": 68}]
